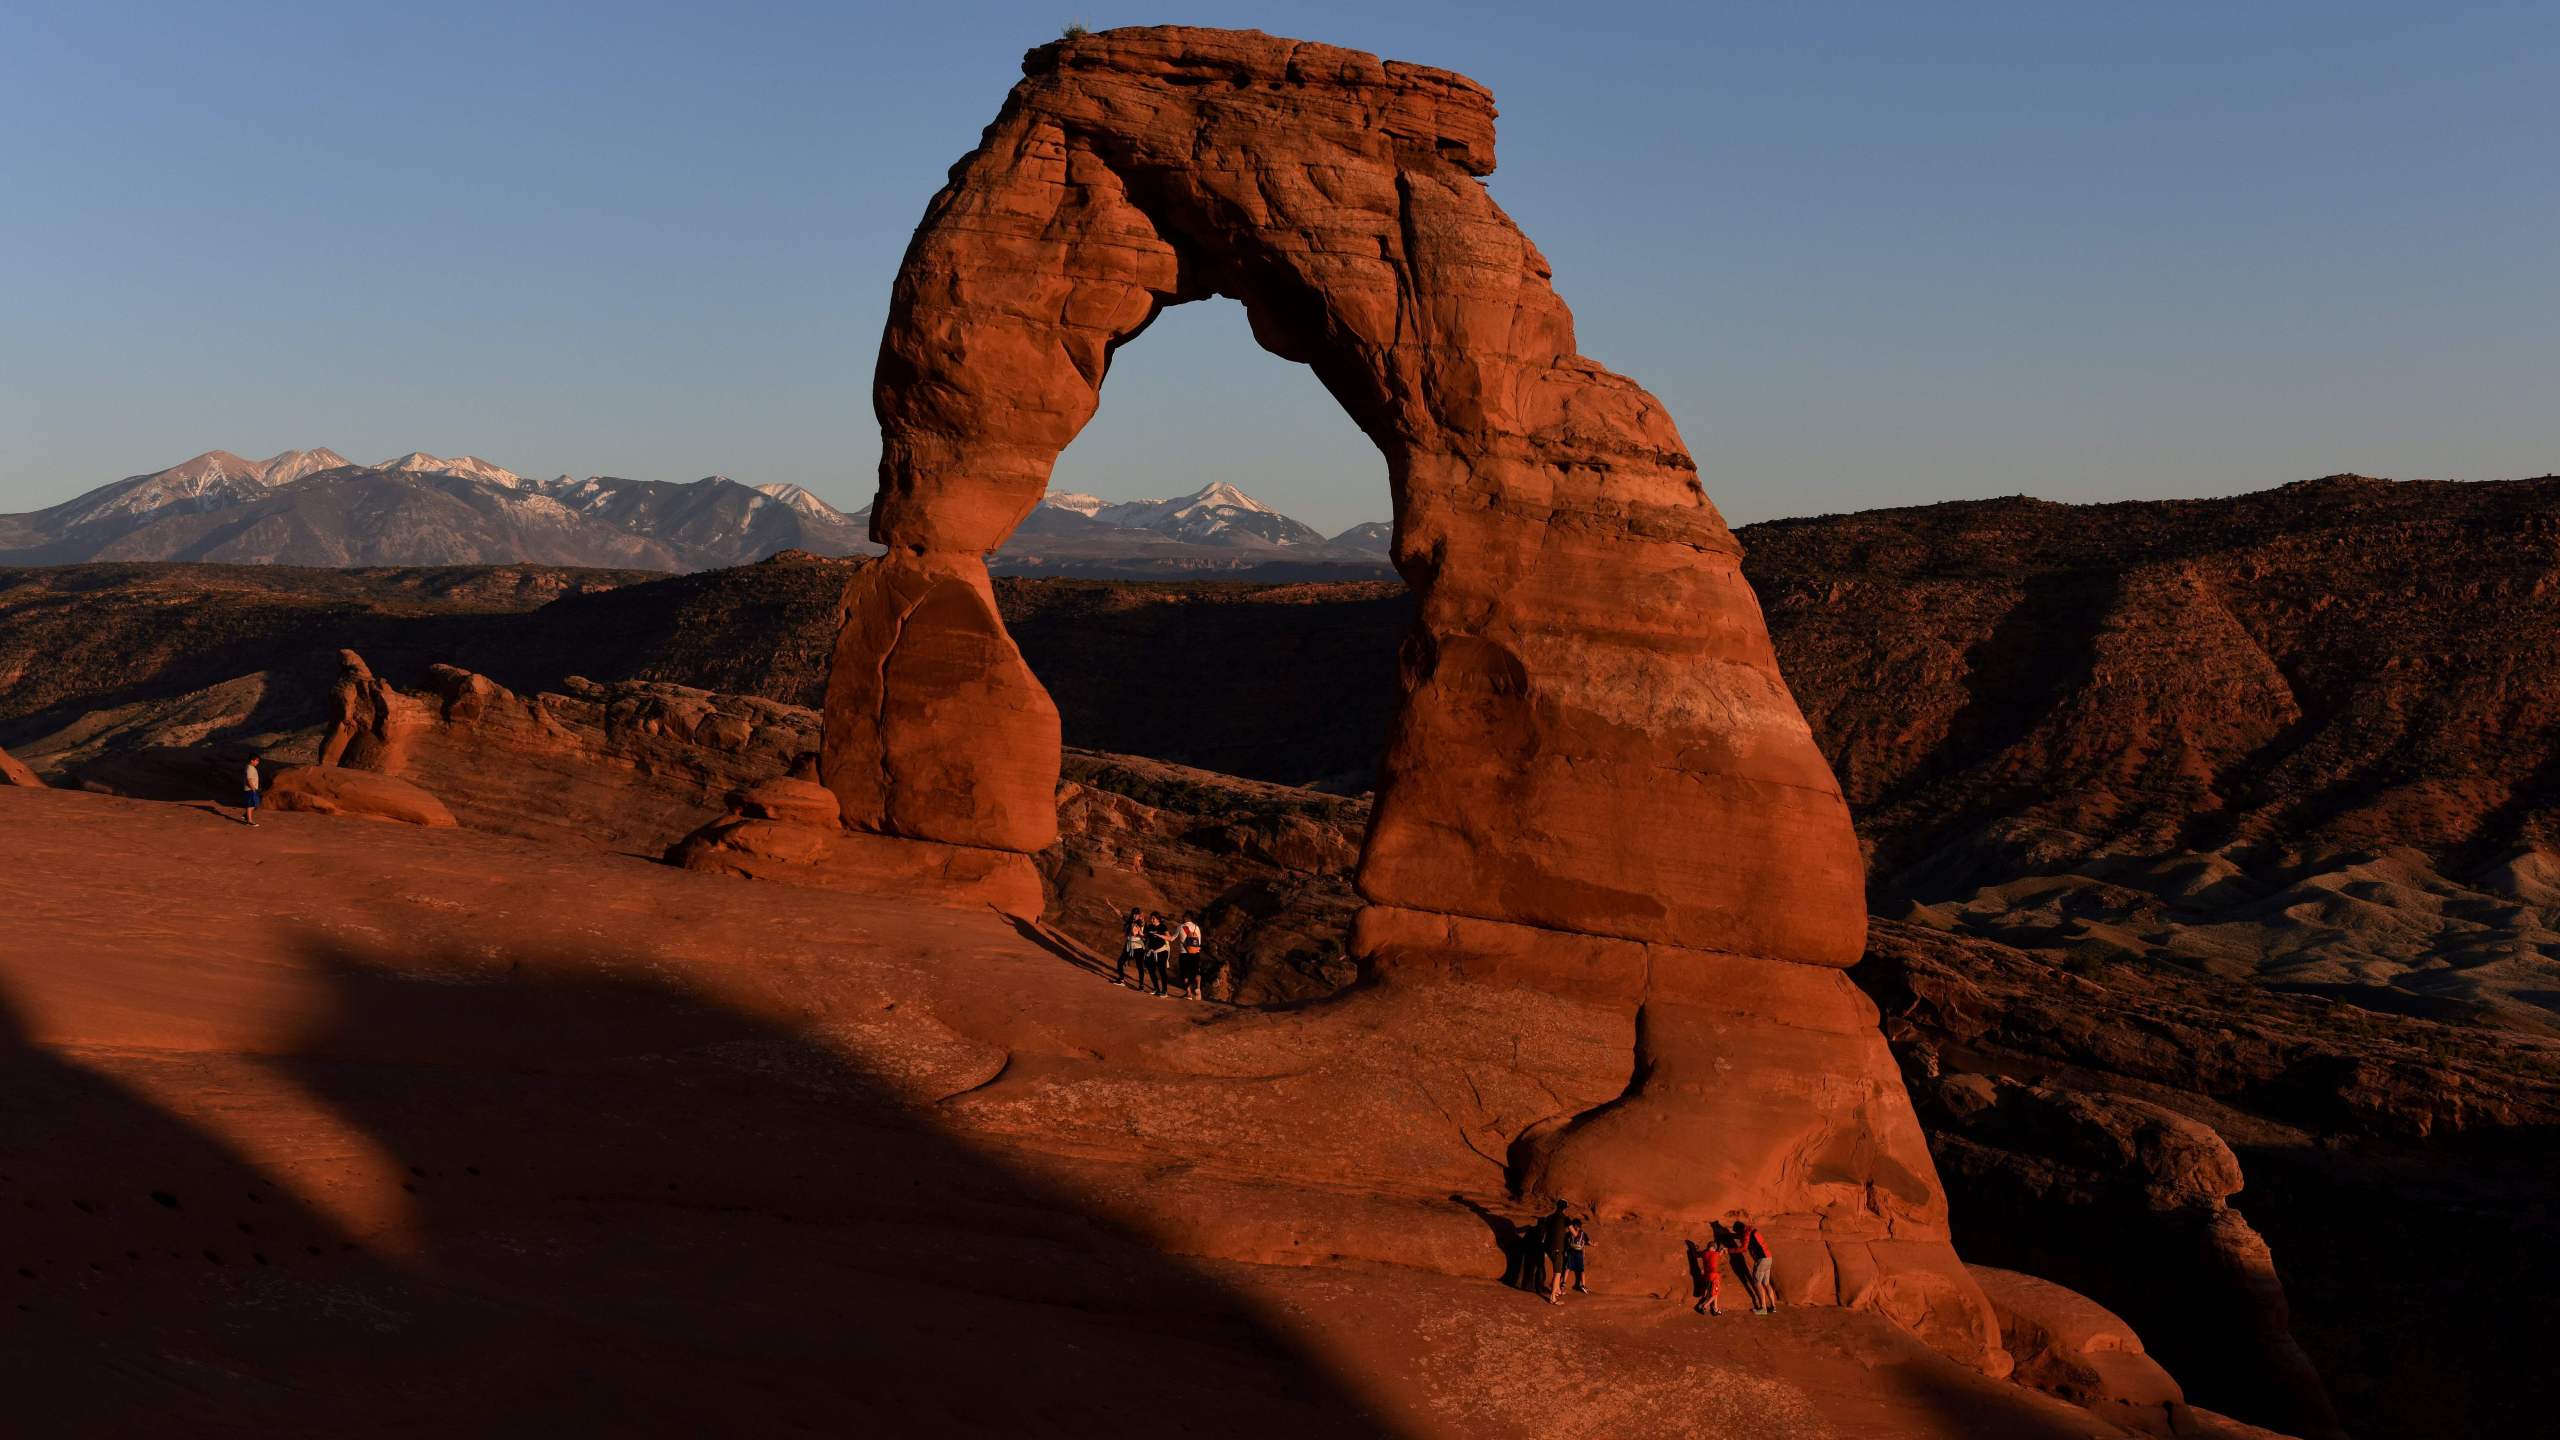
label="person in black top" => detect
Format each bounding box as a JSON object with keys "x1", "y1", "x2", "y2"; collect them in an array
[
  {"x1": 1560, "y1": 1215, "x2": 1592, "y2": 1294},
  {"x1": 1139, "y1": 912, "x2": 1171, "y2": 997},
  {"x1": 1539, "y1": 1199, "x2": 1572, "y2": 1305}
]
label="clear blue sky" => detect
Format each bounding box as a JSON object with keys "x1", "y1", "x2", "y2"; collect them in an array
[{"x1": 4, "y1": 2, "x2": 2552, "y2": 533}]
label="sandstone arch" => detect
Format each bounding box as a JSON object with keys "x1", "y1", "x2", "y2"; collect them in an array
[
  {"x1": 829, "y1": 26, "x2": 2000, "y2": 1366},
  {"x1": 836, "y1": 26, "x2": 1865, "y2": 962}
]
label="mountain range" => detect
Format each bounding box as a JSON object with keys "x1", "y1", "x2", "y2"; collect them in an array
[{"x1": 0, "y1": 450, "x2": 1393, "y2": 577}]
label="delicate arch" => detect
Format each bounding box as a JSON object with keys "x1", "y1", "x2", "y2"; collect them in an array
[
  {"x1": 798, "y1": 26, "x2": 2011, "y2": 1373},
  {"x1": 831, "y1": 26, "x2": 1865, "y2": 968}
]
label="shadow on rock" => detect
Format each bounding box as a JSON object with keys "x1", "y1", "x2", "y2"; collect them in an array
[{"x1": 0, "y1": 935, "x2": 1403, "y2": 1437}]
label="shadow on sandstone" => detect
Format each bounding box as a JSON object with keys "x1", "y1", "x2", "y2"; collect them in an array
[{"x1": 0, "y1": 937, "x2": 1400, "y2": 1437}]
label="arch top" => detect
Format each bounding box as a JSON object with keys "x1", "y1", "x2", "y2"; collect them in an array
[{"x1": 1020, "y1": 26, "x2": 1500, "y2": 177}]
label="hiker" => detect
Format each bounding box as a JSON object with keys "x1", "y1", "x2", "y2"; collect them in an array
[
  {"x1": 1176, "y1": 915, "x2": 1205, "y2": 999},
  {"x1": 1733, "y1": 1215, "x2": 1779, "y2": 1314},
  {"x1": 1560, "y1": 1215, "x2": 1592, "y2": 1294},
  {"x1": 1139, "y1": 912, "x2": 1172, "y2": 998},
  {"x1": 1116, "y1": 907, "x2": 1146, "y2": 988},
  {"x1": 1685, "y1": 1238, "x2": 1723, "y2": 1316},
  {"x1": 1539, "y1": 1199, "x2": 1572, "y2": 1305},
  {"x1": 239, "y1": 754, "x2": 263, "y2": 827}
]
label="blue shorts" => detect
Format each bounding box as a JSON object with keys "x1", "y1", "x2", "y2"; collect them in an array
[{"x1": 242, "y1": 789, "x2": 261, "y2": 808}]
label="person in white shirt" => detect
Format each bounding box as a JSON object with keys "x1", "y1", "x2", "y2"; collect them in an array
[
  {"x1": 239, "y1": 755, "x2": 263, "y2": 827},
  {"x1": 1176, "y1": 917, "x2": 1205, "y2": 1000}
]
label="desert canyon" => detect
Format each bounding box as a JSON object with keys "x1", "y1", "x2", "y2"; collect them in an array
[{"x1": 2, "y1": 25, "x2": 2548, "y2": 1440}]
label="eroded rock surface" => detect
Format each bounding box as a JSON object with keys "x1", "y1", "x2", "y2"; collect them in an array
[
  {"x1": 0, "y1": 743, "x2": 38, "y2": 788},
  {"x1": 321, "y1": 650, "x2": 813, "y2": 854},
  {"x1": 265, "y1": 765, "x2": 457, "y2": 827}
]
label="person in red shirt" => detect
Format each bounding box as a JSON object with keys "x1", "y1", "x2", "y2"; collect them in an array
[{"x1": 1685, "y1": 1238, "x2": 1723, "y2": 1316}]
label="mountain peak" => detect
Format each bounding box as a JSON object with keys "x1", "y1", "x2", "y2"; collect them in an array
[
  {"x1": 751, "y1": 482, "x2": 850, "y2": 522},
  {"x1": 1183, "y1": 481, "x2": 1274, "y2": 515},
  {"x1": 376, "y1": 452, "x2": 527, "y2": 489},
  {"x1": 256, "y1": 448, "x2": 352, "y2": 484},
  {"x1": 155, "y1": 450, "x2": 259, "y2": 483},
  {"x1": 1040, "y1": 490, "x2": 1119, "y2": 518}
]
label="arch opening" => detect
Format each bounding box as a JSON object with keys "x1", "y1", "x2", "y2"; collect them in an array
[{"x1": 1012, "y1": 295, "x2": 1412, "y2": 1003}]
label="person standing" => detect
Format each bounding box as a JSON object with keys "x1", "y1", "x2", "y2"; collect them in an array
[
  {"x1": 1176, "y1": 916, "x2": 1205, "y2": 1000},
  {"x1": 1686, "y1": 1239, "x2": 1723, "y2": 1316},
  {"x1": 1117, "y1": 907, "x2": 1146, "y2": 988},
  {"x1": 239, "y1": 754, "x2": 263, "y2": 827},
  {"x1": 1539, "y1": 1200, "x2": 1572, "y2": 1305},
  {"x1": 1140, "y1": 912, "x2": 1171, "y2": 998},
  {"x1": 1560, "y1": 1215, "x2": 1592, "y2": 1294},
  {"x1": 1734, "y1": 1215, "x2": 1779, "y2": 1314}
]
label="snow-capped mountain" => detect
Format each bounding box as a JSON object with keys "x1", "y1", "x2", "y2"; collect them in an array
[
  {"x1": 27, "y1": 448, "x2": 354, "y2": 535},
  {"x1": 1038, "y1": 481, "x2": 1337, "y2": 549},
  {"x1": 375, "y1": 451, "x2": 526, "y2": 489},
  {"x1": 1038, "y1": 491, "x2": 1112, "y2": 520},
  {"x1": 1039, "y1": 481, "x2": 1361, "y2": 548},
  {"x1": 752, "y1": 482, "x2": 852, "y2": 523},
  {"x1": 546, "y1": 473, "x2": 869, "y2": 567},
  {"x1": 0, "y1": 450, "x2": 871, "y2": 570},
  {"x1": 0, "y1": 453, "x2": 1391, "y2": 578},
  {"x1": 1328, "y1": 521, "x2": 1393, "y2": 554}
]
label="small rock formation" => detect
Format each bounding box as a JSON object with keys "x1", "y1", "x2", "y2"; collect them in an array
[
  {"x1": 671, "y1": 773, "x2": 1043, "y2": 916},
  {"x1": 0, "y1": 743, "x2": 40, "y2": 788},
  {"x1": 1914, "y1": 1073, "x2": 2342, "y2": 1436},
  {"x1": 1966, "y1": 1266, "x2": 2192, "y2": 1435},
  {"x1": 830, "y1": 25, "x2": 1994, "y2": 1367},
  {"x1": 1863, "y1": 1024, "x2": 2344, "y2": 1439},
  {"x1": 321, "y1": 651, "x2": 815, "y2": 856},
  {"x1": 264, "y1": 765, "x2": 457, "y2": 828}
]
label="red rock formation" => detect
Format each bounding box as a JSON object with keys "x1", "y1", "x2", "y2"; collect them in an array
[
  {"x1": 265, "y1": 765, "x2": 457, "y2": 827},
  {"x1": 0, "y1": 742, "x2": 39, "y2": 788},
  {"x1": 673, "y1": 774, "x2": 1044, "y2": 916},
  {"x1": 835, "y1": 25, "x2": 1988, "y2": 1367},
  {"x1": 1966, "y1": 1266, "x2": 2194, "y2": 1436},
  {"x1": 319, "y1": 650, "x2": 814, "y2": 856}
]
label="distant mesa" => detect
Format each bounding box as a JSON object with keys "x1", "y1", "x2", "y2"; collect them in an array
[{"x1": 0, "y1": 448, "x2": 1392, "y2": 579}]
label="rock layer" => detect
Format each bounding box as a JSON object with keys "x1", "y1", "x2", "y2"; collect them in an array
[
  {"x1": 319, "y1": 650, "x2": 813, "y2": 855},
  {"x1": 265, "y1": 765, "x2": 457, "y2": 827},
  {"x1": 835, "y1": 25, "x2": 1984, "y2": 1365}
]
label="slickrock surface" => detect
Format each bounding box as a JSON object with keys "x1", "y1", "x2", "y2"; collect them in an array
[
  {"x1": 833, "y1": 24, "x2": 1980, "y2": 1365},
  {"x1": 1, "y1": 787, "x2": 2246, "y2": 1439}
]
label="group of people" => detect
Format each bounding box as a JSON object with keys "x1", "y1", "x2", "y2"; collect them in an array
[
  {"x1": 1504, "y1": 1200, "x2": 1782, "y2": 1317},
  {"x1": 1117, "y1": 908, "x2": 1212, "y2": 1000},
  {"x1": 1508, "y1": 1199, "x2": 1594, "y2": 1305},
  {"x1": 1684, "y1": 1218, "x2": 1781, "y2": 1316}
]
